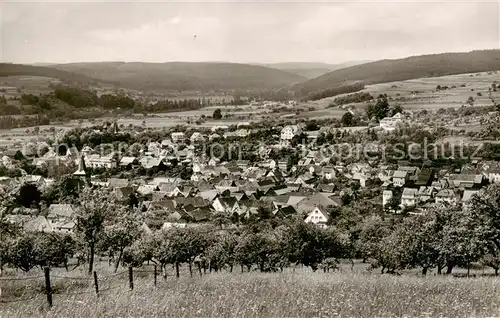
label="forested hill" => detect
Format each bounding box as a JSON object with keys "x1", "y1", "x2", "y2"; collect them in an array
[
  {"x1": 294, "y1": 50, "x2": 500, "y2": 96},
  {"x1": 0, "y1": 63, "x2": 103, "y2": 85},
  {"x1": 260, "y1": 61, "x2": 369, "y2": 79},
  {"x1": 53, "y1": 61, "x2": 307, "y2": 92}
]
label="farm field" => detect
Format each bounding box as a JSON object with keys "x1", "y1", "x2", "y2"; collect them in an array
[
  {"x1": 303, "y1": 71, "x2": 500, "y2": 118},
  {"x1": 2, "y1": 265, "x2": 500, "y2": 318}
]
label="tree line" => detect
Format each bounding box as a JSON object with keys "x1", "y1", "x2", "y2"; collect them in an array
[{"x1": 3, "y1": 185, "x2": 500, "y2": 277}]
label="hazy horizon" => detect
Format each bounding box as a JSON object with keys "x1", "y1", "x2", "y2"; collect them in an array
[{"x1": 1, "y1": 1, "x2": 499, "y2": 65}]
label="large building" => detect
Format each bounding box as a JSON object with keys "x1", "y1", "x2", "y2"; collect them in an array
[{"x1": 281, "y1": 125, "x2": 301, "y2": 141}]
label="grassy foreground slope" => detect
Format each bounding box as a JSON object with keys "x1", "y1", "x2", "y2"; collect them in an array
[
  {"x1": 2, "y1": 272, "x2": 500, "y2": 317},
  {"x1": 54, "y1": 61, "x2": 307, "y2": 92},
  {"x1": 294, "y1": 49, "x2": 500, "y2": 95}
]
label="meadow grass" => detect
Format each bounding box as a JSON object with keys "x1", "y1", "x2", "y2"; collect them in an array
[{"x1": 2, "y1": 269, "x2": 500, "y2": 318}]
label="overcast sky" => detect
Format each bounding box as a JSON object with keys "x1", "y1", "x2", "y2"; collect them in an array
[{"x1": 1, "y1": 0, "x2": 499, "y2": 64}]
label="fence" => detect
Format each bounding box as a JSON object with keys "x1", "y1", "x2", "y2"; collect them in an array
[{"x1": 0, "y1": 265, "x2": 159, "y2": 307}]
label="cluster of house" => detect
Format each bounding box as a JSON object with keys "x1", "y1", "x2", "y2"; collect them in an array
[
  {"x1": 3, "y1": 117, "x2": 500, "y2": 234},
  {"x1": 382, "y1": 161, "x2": 500, "y2": 211}
]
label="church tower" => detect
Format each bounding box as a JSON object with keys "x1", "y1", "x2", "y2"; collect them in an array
[{"x1": 73, "y1": 155, "x2": 90, "y2": 190}]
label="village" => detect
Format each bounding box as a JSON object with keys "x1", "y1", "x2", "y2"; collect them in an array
[{"x1": 2, "y1": 103, "x2": 500, "y2": 236}]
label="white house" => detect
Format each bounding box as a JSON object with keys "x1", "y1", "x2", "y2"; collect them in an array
[
  {"x1": 190, "y1": 132, "x2": 205, "y2": 143},
  {"x1": 86, "y1": 155, "x2": 117, "y2": 169},
  {"x1": 435, "y1": 189, "x2": 457, "y2": 204},
  {"x1": 304, "y1": 207, "x2": 328, "y2": 228},
  {"x1": 171, "y1": 132, "x2": 186, "y2": 143},
  {"x1": 281, "y1": 125, "x2": 301, "y2": 141},
  {"x1": 382, "y1": 190, "x2": 393, "y2": 207},
  {"x1": 380, "y1": 113, "x2": 404, "y2": 131},
  {"x1": 46, "y1": 204, "x2": 76, "y2": 233},
  {"x1": 401, "y1": 188, "x2": 418, "y2": 207},
  {"x1": 212, "y1": 197, "x2": 240, "y2": 214},
  {"x1": 392, "y1": 170, "x2": 408, "y2": 187}
]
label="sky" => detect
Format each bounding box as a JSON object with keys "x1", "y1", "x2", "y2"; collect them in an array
[{"x1": 1, "y1": 0, "x2": 499, "y2": 64}]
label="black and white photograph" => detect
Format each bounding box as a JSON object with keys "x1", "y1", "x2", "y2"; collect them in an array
[{"x1": 1, "y1": 0, "x2": 500, "y2": 316}]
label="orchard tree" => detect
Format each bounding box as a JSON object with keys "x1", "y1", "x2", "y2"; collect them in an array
[
  {"x1": 74, "y1": 187, "x2": 123, "y2": 275},
  {"x1": 123, "y1": 234, "x2": 157, "y2": 268},
  {"x1": 8, "y1": 232, "x2": 38, "y2": 272},
  {"x1": 34, "y1": 232, "x2": 76, "y2": 269},
  {"x1": 101, "y1": 214, "x2": 141, "y2": 272},
  {"x1": 205, "y1": 232, "x2": 238, "y2": 272}
]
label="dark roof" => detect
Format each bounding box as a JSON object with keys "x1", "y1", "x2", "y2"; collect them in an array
[
  {"x1": 276, "y1": 205, "x2": 298, "y2": 218},
  {"x1": 186, "y1": 207, "x2": 213, "y2": 222},
  {"x1": 218, "y1": 197, "x2": 238, "y2": 208}
]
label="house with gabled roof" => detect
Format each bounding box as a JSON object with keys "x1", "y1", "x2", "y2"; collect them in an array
[
  {"x1": 215, "y1": 179, "x2": 238, "y2": 192},
  {"x1": 120, "y1": 156, "x2": 138, "y2": 168},
  {"x1": 23, "y1": 216, "x2": 52, "y2": 232},
  {"x1": 47, "y1": 204, "x2": 74, "y2": 224},
  {"x1": 382, "y1": 190, "x2": 393, "y2": 207},
  {"x1": 137, "y1": 184, "x2": 158, "y2": 196},
  {"x1": 257, "y1": 178, "x2": 276, "y2": 192},
  {"x1": 414, "y1": 168, "x2": 434, "y2": 187},
  {"x1": 140, "y1": 157, "x2": 166, "y2": 170},
  {"x1": 185, "y1": 206, "x2": 213, "y2": 223},
  {"x1": 435, "y1": 189, "x2": 458, "y2": 204},
  {"x1": 418, "y1": 186, "x2": 436, "y2": 203},
  {"x1": 449, "y1": 174, "x2": 484, "y2": 189},
  {"x1": 115, "y1": 186, "x2": 135, "y2": 201},
  {"x1": 401, "y1": 188, "x2": 418, "y2": 207},
  {"x1": 274, "y1": 205, "x2": 298, "y2": 218},
  {"x1": 212, "y1": 197, "x2": 240, "y2": 214},
  {"x1": 477, "y1": 161, "x2": 500, "y2": 183},
  {"x1": 393, "y1": 170, "x2": 408, "y2": 187},
  {"x1": 304, "y1": 207, "x2": 329, "y2": 228},
  {"x1": 462, "y1": 190, "x2": 479, "y2": 203}
]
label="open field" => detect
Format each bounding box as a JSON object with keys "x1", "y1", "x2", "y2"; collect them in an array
[
  {"x1": 302, "y1": 71, "x2": 500, "y2": 118},
  {"x1": 2, "y1": 266, "x2": 500, "y2": 318}
]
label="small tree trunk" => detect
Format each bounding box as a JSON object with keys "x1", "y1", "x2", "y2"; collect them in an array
[
  {"x1": 350, "y1": 259, "x2": 355, "y2": 272},
  {"x1": 162, "y1": 264, "x2": 167, "y2": 280},
  {"x1": 114, "y1": 249, "x2": 123, "y2": 273},
  {"x1": 189, "y1": 262, "x2": 193, "y2": 277},
  {"x1": 446, "y1": 264, "x2": 454, "y2": 275},
  {"x1": 437, "y1": 263, "x2": 444, "y2": 275},
  {"x1": 175, "y1": 262, "x2": 180, "y2": 278},
  {"x1": 240, "y1": 265, "x2": 244, "y2": 273},
  {"x1": 88, "y1": 242, "x2": 95, "y2": 276},
  {"x1": 230, "y1": 264, "x2": 233, "y2": 273},
  {"x1": 422, "y1": 267, "x2": 428, "y2": 276},
  {"x1": 197, "y1": 262, "x2": 202, "y2": 277},
  {"x1": 467, "y1": 265, "x2": 470, "y2": 278}
]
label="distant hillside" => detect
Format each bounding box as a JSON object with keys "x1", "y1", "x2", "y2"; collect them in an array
[
  {"x1": 54, "y1": 62, "x2": 307, "y2": 92},
  {"x1": 294, "y1": 50, "x2": 500, "y2": 95},
  {"x1": 259, "y1": 61, "x2": 369, "y2": 79},
  {"x1": 0, "y1": 63, "x2": 103, "y2": 85}
]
